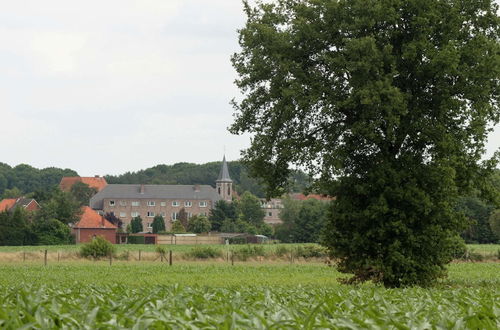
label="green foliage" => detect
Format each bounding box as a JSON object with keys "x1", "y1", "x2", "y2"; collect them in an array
[
  {"x1": 1, "y1": 187, "x2": 22, "y2": 199},
  {"x1": 234, "y1": 245, "x2": 266, "y2": 261},
  {"x1": 80, "y1": 236, "x2": 116, "y2": 258},
  {"x1": 155, "y1": 245, "x2": 167, "y2": 257},
  {"x1": 209, "y1": 200, "x2": 237, "y2": 231},
  {"x1": 489, "y1": 209, "x2": 500, "y2": 241},
  {"x1": 231, "y1": 0, "x2": 500, "y2": 287},
  {"x1": 0, "y1": 163, "x2": 77, "y2": 197},
  {"x1": 275, "y1": 198, "x2": 328, "y2": 243},
  {"x1": 187, "y1": 246, "x2": 223, "y2": 259},
  {"x1": 130, "y1": 216, "x2": 143, "y2": 233},
  {"x1": 36, "y1": 188, "x2": 81, "y2": 224},
  {"x1": 70, "y1": 182, "x2": 97, "y2": 206},
  {"x1": 31, "y1": 218, "x2": 72, "y2": 245},
  {"x1": 457, "y1": 196, "x2": 496, "y2": 243},
  {"x1": 171, "y1": 221, "x2": 186, "y2": 233},
  {"x1": 187, "y1": 215, "x2": 211, "y2": 233},
  {"x1": 0, "y1": 208, "x2": 32, "y2": 246},
  {"x1": 237, "y1": 191, "x2": 265, "y2": 226},
  {"x1": 178, "y1": 208, "x2": 188, "y2": 229},
  {"x1": 151, "y1": 215, "x2": 166, "y2": 234}
]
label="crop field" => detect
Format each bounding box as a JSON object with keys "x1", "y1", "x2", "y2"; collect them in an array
[{"x1": 0, "y1": 261, "x2": 498, "y2": 328}]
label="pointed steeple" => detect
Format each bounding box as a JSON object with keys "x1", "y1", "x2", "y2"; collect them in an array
[{"x1": 217, "y1": 155, "x2": 232, "y2": 182}]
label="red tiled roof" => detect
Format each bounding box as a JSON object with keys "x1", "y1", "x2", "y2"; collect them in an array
[
  {"x1": 74, "y1": 206, "x2": 117, "y2": 229},
  {"x1": 0, "y1": 199, "x2": 16, "y2": 212},
  {"x1": 59, "y1": 177, "x2": 108, "y2": 192},
  {"x1": 291, "y1": 193, "x2": 334, "y2": 201}
]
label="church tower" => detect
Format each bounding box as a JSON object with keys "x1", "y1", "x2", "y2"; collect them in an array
[{"x1": 216, "y1": 155, "x2": 233, "y2": 201}]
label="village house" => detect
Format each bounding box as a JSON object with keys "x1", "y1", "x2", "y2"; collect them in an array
[
  {"x1": 0, "y1": 197, "x2": 40, "y2": 213},
  {"x1": 89, "y1": 156, "x2": 233, "y2": 230},
  {"x1": 72, "y1": 206, "x2": 117, "y2": 243}
]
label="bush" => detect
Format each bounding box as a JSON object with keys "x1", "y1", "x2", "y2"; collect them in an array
[
  {"x1": 295, "y1": 245, "x2": 328, "y2": 258},
  {"x1": 234, "y1": 245, "x2": 266, "y2": 261},
  {"x1": 275, "y1": 245, "x2": 291, "y2": 257},
  {"x1": 187, "y1": 246, "x2": 223, "y2": 259},
  {"x1": 80, "y1": 236, "x2": 116, "y2": 258}
]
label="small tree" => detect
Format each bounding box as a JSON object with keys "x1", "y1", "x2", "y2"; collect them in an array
[
  {"x1": 238, "y1": 191, "x2": 265, "y2": 226},
  {"x1": 70, "y1": 182, "x2": 97, "y2": 206},
  {"x1": 130, "y1": 216, "x2": 143, "y2": 233},
  {"x1": 80, "y1": 236, "x2": 116, "y2": 258},
  {"x1": 152, "y1": 215, "x2": 166, "y2": 234},
  {"x1": 171, "y1": 221, "x2": 186, "y2": 233},
  {"x1": 178, "y1": 208, "x2": 189, "y2": 229},
  {"x1": 209, "y1": 200, "x2": 237, "y2": 231},
  {"x1": 187, "y1": 215, "x2": 211, "y2": 233},
  {"x1": 489, "y1": 210, "x2": 500, "y2": 241}
]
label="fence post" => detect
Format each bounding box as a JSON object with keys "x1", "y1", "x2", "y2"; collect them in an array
[
  {"x1": 139, "y1": 250, "x2": 141, "y2": 261},
  {"x1": 109, "y1": 253, "x2": 112, "y2": 266},
  {"x1": 161, "y1": 253, "x2": 163, "y2": 262},
  {"x1": 44, "y1": 250, "x2": 48, "y2": 266},
  {"x1": 23, "y1": 251, "x2": 26, "y2": 262},
  {"x1": 231, "y1": 252, "x2": 234, "y2": 266},
  {"x1": 57, "y1": 252, "x2": 60, "y2": 262},
  {"x1": 169, "y1": 250, "x2": 172, "y2": 266}
]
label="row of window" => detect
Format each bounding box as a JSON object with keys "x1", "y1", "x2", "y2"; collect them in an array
[
  {"x1": 117, "y1": 211, "x2": 208, "y2": 219},
  {"x1": 108, "y1": 200, "x2": 207, "y2": 208}
]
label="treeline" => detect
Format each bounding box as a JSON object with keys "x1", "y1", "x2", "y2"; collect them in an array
[
  {"x1": 105, "y1": 161, "x2": 310, "y2": 198},
  {"x1": 0, "y1": 163, "x2": 77, "y2": 198}
]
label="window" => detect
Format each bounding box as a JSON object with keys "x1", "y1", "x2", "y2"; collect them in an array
[
  {"x1": 268, "y1": 212, "x2": 272, "y2": 217},
  {"x1": 120, "y1": 201, "x2": 127, "y2": 206},
  {"x1": 199, "y1": 201, "x2": 207, "y2": 207},
  {"x1": 160, "y1": 202, "x2": 166, "y2": 207},
  {"x1": 172, "y1": 201, "x2": 179, "y2": 207},
  {"x1": 147, "y1": 211, "x2": 155, "y2": 217},
  {"x1": 200, "y1": 212, "x2": 207, "y2": 217},
  {"x1": 109, "y1": 200, "x2": 115, "y2": 206},
  {"x1": 187, "y1": 212, "x2": 192, "y2": 219},
  {"x1": 147, "y1": 222, "x2": 153, "y2": 229},
  {"x1": 147, "y1": 201, "x2": 155, "y2": 206},
  {"x1": 131, "y1": 212, "x2": 139, "y2": 217},
  {"x1": 119, "y1": 212, "x2": 126, "y2": 218},
  {"x1": 131, "y1": 201, "x2": 140, "y2": 207},
  {"x1": 171, "y1": 212, "x2": 179, "y2": 220},
  {"x1": 184, "y1": 201, "x2": 192, "y2": 207}
]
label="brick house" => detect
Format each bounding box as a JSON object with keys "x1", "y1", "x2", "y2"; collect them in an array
[
  {"x1": 72, "y1": 206, "x2": 117, "y2": 243},
  {"x1": 59, "y1": 176, "x2": 108, "y2": 192},
  {"x1": 89, "y1": 156, "x2": 233, "y2": 231},
  {"x1": 0, "y1": 197, "x2": 40, "y2": 212}
]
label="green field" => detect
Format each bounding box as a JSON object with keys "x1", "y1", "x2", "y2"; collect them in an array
[{"x1": 0, "y1": 261, "x2": 498, "y2": 328}]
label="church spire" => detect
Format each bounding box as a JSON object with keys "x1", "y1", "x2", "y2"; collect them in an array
[
  {"x1": 216, "y1": 155, "x2": 233, "y2": 201},
  {"x1": 217, "y1": 155, "x2": 232, "y2": 182}
]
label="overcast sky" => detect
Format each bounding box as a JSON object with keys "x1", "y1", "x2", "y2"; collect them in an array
[{"x1": 0, "y1": 0, "x2": 499, "y2": 176}]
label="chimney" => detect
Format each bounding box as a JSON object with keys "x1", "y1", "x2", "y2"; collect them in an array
[
  {"x1": 194, "y1": 184, "x2": 200, "y2": 192},
  {"x1": 140, "y1": 184, "x2": 145, "y2": 194},
  {"x1": 94, "y1": 175, "x2": 99, "y2": 178}
]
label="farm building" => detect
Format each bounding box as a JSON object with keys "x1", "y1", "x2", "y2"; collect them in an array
[
  {"x1": 72, "y1": 206, "x2": 117, "y2": 244},
  {"x1": 0, "y1": 197, "x2": 40, "y2": 213}
]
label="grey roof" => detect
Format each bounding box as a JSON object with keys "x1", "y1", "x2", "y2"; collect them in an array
[
  {"x1": 90, "y1": 184, "x2": 221, "y2": 210},
  {"x1": 217, "y1": 155, "x2": 232, "y2": 182}
]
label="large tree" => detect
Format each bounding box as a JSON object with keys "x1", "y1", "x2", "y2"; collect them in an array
[{"x1": 231, "y1": 0, "x2": 500, "y2": 286}]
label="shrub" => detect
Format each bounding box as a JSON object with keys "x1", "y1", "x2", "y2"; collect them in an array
[
  {"x1": 80, "y1": 236, "x2": 116, "y2": 258},
  {"x1": 234, "y1": 245, "x2": 266, "y2": 261},
  {"x1": 187, "y1": 246, "x2": 223, "y2": 259},
  {"x1": 295, "y1": 245, "x2": 328, "y2": 259},
  {"x1": 275, "y1": 245, "x2": 291, "y2": 257}
]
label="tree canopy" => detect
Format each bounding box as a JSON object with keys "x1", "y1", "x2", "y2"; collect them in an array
[{"x1": 231, "y1": 0, "x2": 500, "y2": 287}]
